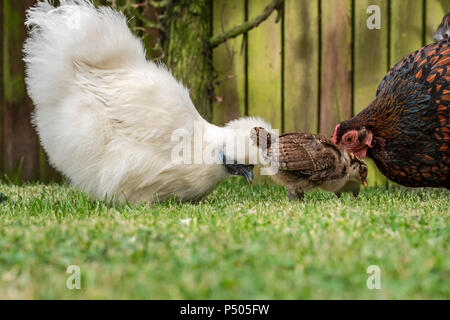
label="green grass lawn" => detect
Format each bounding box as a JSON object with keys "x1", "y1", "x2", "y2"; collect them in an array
[{"x1": 0, "y1": 179, "x2": 448, "y2": 299}]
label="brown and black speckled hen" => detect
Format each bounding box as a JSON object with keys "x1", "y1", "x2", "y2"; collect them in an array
[{"x1": 333, "y1": 13, "x2": 450, "y2": 189}]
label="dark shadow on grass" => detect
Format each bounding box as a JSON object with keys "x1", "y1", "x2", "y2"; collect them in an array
[{"x1": 0, "y1": 192, "x2": 9, "y2": 203}]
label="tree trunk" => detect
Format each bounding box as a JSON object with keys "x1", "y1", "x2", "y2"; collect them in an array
[{"x1": 164, "y1": 0, "x2": 213, "y2": 120}]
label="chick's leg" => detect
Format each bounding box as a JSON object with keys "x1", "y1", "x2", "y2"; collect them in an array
[
  {"x1": 288, "y1": 190, "x2": 296, "y2": 201},
  {"x1": 335, "y1": 190, "x2": 360, "y2": 198},
  {"x1": 288, "y1": 189, "x2": 304, "y2": 202}
]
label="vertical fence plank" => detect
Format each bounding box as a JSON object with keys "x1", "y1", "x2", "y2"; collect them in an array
[
  {"x1": 3, "y1": 0, "x2": 40, "y2": 182},
  {"x1": 212, "y1": 0, "x2": 246, "y2": 125},
  {"x1": 284, "y1": 0, "x2": 319, "y2": 133},
  {"x1": 320, "y1": 0, "x2": 352, "y2": 137},
  {"x1": 247, "y1": 0, "x2": 282, "y2": 130},
  {"x1": 354, "y1": 0, "x2": 388, "y2": 186},
  {"x1": 426, "y1": 0, "x2": 450, "y2": 43},
  {"x1": 0, "y1": 0, "x2": 4, "y2": 177},
  {"x1": 390, "y1": 0, "x2": 424, "y2": 66}
]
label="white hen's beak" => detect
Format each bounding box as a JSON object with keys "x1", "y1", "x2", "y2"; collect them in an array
[{"x1": 225, "y1": 163, "x2": 254, "y2": 184}]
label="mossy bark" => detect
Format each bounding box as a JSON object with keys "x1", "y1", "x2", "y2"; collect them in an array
[{"x1": 164, "y1": 0, "x2": 213, "y2": 120}]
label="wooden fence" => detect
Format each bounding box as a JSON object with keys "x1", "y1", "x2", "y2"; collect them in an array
[
  {"x1": 1, "y1": 0, "x2": 449, "y2": 185},
  {"x1": 212, "y1": 0, "x2": 449, "y2": 185}
]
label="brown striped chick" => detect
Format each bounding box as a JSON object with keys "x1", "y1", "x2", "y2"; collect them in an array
[{"x1": 251, "y1": 128, "x2": 368, "y2": 201}]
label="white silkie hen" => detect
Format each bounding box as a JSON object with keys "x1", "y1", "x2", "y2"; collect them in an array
[{"x1": 23, "y1": 0, "x2": 271, "y2": 203}]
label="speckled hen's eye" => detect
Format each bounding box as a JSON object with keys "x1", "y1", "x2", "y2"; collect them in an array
[{"x1": 345, "y1": 135, "x2": 355, "y2": 143}]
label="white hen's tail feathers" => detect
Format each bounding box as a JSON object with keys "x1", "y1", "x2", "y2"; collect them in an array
[{"x1": 24, "y1": 0, "x2": 146, "y2": 107}]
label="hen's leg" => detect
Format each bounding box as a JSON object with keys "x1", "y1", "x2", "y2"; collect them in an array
[{"x1": 287, "y1": 190, "x2": 296, "y2": 201}]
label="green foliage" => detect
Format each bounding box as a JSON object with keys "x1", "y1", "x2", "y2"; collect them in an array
[
  {"x1": 3, "y1": 157, "x2": 24, "y2": 186},
  {"x1": 0, "y1": 180, "x2": 448, "y2": 299},
  {"x1": 3, "y1": 0, "x2": 27, "y2": 103},
  {"x1": 94, "y1": 0, "x2": 168, "y2": 59}
]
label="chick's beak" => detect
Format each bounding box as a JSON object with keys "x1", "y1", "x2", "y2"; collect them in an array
[{"x1": 362, "y1": 180, "x2": 368, "y2": 188}]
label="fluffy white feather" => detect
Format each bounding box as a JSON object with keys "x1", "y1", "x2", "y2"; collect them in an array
[{"x1": 23, "y1": 0, "x2": 271, "y2": 203}]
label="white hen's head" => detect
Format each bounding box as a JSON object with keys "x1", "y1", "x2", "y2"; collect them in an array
[{"x1": 216, "y1": 117, "x2": 273, "y2": 183}]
